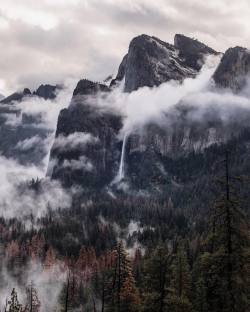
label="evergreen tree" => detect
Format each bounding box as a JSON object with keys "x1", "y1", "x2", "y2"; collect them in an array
[
  {"x1": 167, "y1": 244, "x2": 193, "y2": 312},
  {"x1": 6, "y1": 288, "x2": 23, "y2": 312},
  {"x1": 24, "y1": 282, "x2": 40, "y2": 312},
  {"x1": 192, "y1": 257, "x2": 208, "y2": 312},
  {"x1": 200, "y1": 152, "x2": 250, "y2": 312},
  {"x1": 107, "y1": 242, "x2": 140, "y2": 312},
  {"x1": 142, "y1": 245, "x2": 171, "y2": 312}
]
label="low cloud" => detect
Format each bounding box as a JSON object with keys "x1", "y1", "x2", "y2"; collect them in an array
[
  {"x1": 0, "y1": 83, "x2": 77, "y2": 220},
  {"x1": 94, "y1": 55, "x2": 250, "y2": 142},
  {"x1": 53, "y1": 132, "x2": 99, "y2": 151},
  {"x1": 0, "y1": 260, "x2": 66, "y2": 312},
  {"x1": 62, "y1": 156, "x2": 93, "y2": 171},
  {"x1": 15, "y1": 135, "x2": 44, "y2": 151},
  {"x1": 0, "y1": 155, "x2": 72, "y2": 220}
]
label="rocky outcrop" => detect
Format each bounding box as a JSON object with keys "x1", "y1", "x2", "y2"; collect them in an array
[
  {"x1": 174, "y1": 34, "x2": 219, "y2": 70},
  {"x1": 112, "y1": 34, "x2": 218, "y2": 92},
  {"x1": 117, "y1": 106, "x2": 246, "y2": 190},
  {"x1": 110, "y1": 54, "x2": 128, "y2": 87},
  {"x1": 1, "y1": 84, "x2": 62, "y2": 104},
  {"x1": 116, "y1": 35, "x2": 198, "y2": 92},
  {"x1": 73, "y1": 79, "x2": 110, "y2": 97},
  {"x1": 49, "y1": 79, "x2": 122, "y2": 189},
  {"x1": 213, "y1": 46, "x2": 250, "y2": 91},
  {"x1": 33, "y1": 84, "x2": 60, "y2": 100},
  {"x1": 1, "y1": 88, "x2": 31, "y2": 104}
]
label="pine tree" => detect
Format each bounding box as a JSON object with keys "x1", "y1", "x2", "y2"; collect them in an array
[
  {"x1": 200, "y1": 151, "x2": 250, "y2": 312},
  {"x1": 142, "y1": 245, "x2": 171, "y2": 312},
  {"x1": 6, "y1": 288, "x2": 23, "y2": 312},
  {"x1": 43, "y1": 246, "x2": 56, "y2": 270},
  {"x1": 192, "y1": 257, "x2": 208, "y2": 312},
  {"x1": 24, "y1": 282, "x2": 41, "y2": 312},
  {"x1": 167, "y1": 244, "x2": 193, "y2": 312},
  {"x1": 107, "y1": 242, "x2": 140, "y2": 312}
]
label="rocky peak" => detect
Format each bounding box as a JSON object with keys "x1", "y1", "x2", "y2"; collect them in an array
[
  {"x1": 1, "y1": 83, "x2": 62, "y2": 105},
  {"x1": 112, "y1": 34, "x2": 217, "y2": 93},
  {"x1": 174, "y1": 34, "x2": 219, "y2": 70},
  {"x1": 213, "y1": 46, "x2": 250, "y2": 91},
  {"x1": 23, "y1": 88, "x2": 32, "y2": 95},
  {"x1": 33, "y1": 84, "x2": 59, "y2": 100},
  {"x1": 0, "y1": 88, "x2": 31, "y2": 104},
  {"x1": 73, "y1": 79, "x2": 110, "y2": 97},
  {"x1": 49, "y1": 78, "x2": 122, "y2": 188},
  {"x1": 110, "y1": 54, "x2": 128, "y2": 87},
  {"x1": 124, "y1": 34, "x2": 197, "y2": 92}
]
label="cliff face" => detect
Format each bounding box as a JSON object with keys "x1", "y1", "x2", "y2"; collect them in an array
[
  {"x1": 112, "y1": 35, "x2": 196, "y2": 92},
  {"x1": 48, "y1": 34, "x2": 250, "y2": 193},
  {"x1": 174, "y1": 34, "x2": 220, "y2": 70},
  {"x1": 48, "y1": 80, "x2": 123, "y2": 189},
  {"x1": 213, "y1": 47, "x2": 250, "y2": 91},
  {"x1": 111, "y1": 34, "x2": 219, "y2": 92},
  {"x1": 33, "y1": 84, "x2": 59, "y2": 100}
]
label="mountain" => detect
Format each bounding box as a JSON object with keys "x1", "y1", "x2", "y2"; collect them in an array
[
  {"x1": 174, "y1": 34, "x2": 219, "y2": 70},
  {"x1": 47, "y1": 34, "x2": 250, "y2": 195},
  {"x1": 213, "y1": 46, "x2": 250, "y2": 91},
  {"x1": 0, "y1": 84, "x2": 60, "y2": 104},
  {"x1": 48, "y1": 79, "x2": 122, "y2": 188},
  {"x1": 0, "y1": 88, "x2": 31, "y2": 104},
  {"x1": 1, "y1": 33, "x2": 249, "y2": 196},
  {"x1": 110, "y1": 34, "x2": 218, "y2": 92},
  {"x1": 33, "y1": 84, "x2": 60, "y2": 100}
]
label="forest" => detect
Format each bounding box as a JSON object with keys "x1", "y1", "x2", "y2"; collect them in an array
[{"x1": 0, "y1": 150, "x2": 249, "y2": 312}]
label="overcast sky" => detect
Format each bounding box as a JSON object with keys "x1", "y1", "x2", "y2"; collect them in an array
[{"x1": 0, "y1": 0, "x2": 250, "y2": 95}]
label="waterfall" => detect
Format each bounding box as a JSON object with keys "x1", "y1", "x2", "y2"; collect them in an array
[{"x1": 118, "y1": 133, "x2": 128, "y2": 181}]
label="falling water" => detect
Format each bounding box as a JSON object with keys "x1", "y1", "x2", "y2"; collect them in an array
[{"x1": 118, "y1": 132, "x2": 128, "y2": 181}]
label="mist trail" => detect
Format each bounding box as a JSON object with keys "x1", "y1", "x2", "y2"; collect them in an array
[{"x1": 118, "y1": 132, "x2": 128, "y2": 181}]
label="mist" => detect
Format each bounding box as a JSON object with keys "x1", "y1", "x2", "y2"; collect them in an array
[
  {"x1": 2, "y1": 53, "x2": 250, "y2": 221},
  {"x1": 94, "y1": 55, "x2": 250, "y2": 141},
  {"x1": 0, "y1": 259, "x2": 66, "y2": 311},
  {"x1": 0, "y1": 79, "x2": 77, "y2": 220}
]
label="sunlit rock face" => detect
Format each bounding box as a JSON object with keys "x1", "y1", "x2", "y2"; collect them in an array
[{"x1": 213, "y1": 46, "x2": 250, "y2": 91}]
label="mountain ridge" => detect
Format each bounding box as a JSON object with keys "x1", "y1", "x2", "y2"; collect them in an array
[{"x1": 47, "y1": 34, "x2": 250, "y2": 194}]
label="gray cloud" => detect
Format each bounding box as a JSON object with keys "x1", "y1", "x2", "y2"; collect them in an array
[
  {"x1": 0, "y1": 0, "x2": 250, "y2": 94},
  {"x1": 53, "y1": 132, "x2": 99, "y2": 151}
]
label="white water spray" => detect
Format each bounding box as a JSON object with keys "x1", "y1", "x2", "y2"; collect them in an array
[{"x1": 118, "y1": 132, "x2": 128, "y2": 181}]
